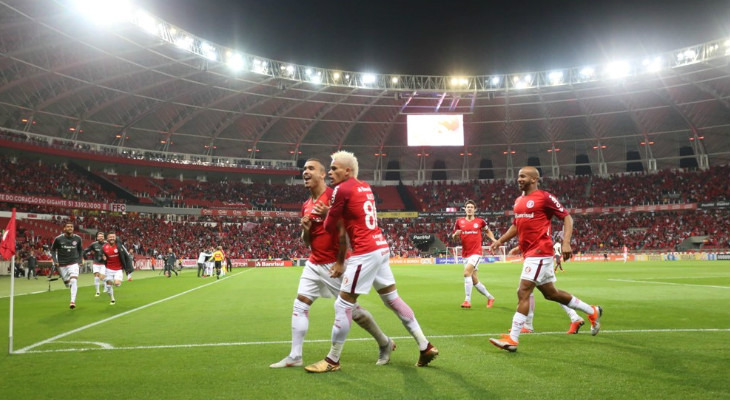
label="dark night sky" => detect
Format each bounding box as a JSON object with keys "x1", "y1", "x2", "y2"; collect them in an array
[{"x1": 140, "y1": 0, "x2": 730, "y2": 75}]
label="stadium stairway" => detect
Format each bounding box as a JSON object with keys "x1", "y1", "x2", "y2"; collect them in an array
[
  {"x1": 68, "y1": 162, "x2": 142, "y2": 205},
  {"x1": 396, "y1": 182, "x2": 419, "y2": 211}
]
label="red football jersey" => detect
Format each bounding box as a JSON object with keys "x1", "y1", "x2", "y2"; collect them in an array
[
  {"x1": 454, "y1": 217, "x2": 487, "y2": 257},
  {"x1": 303, "y1": 187, "x2": 339, "y2": 264},
  {"x1": 102, "y1": 243, "x2": 123, "y2": 271},
  {"x1": 513, "y1": 190, "x2": 570, "y2": 258},
  {"x1": 324, "y1": 178, "x2": 389, "y2": 256}
]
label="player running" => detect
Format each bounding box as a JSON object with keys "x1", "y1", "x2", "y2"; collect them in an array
[
  {"x1": 489, "y1": 166, "x2": 602, "y2": 352},
  {"x1": 83, "y1": 231, "x2": 106, "y2": 296},
  {"x1": 451, "y1": 200, "x2": 497, "y2": 309},
  {"x1": 51, "y1": 222, "x2": 83, "y2": 309},
  {"x1": 270, "y1": 158, "x2": 393, "y2": 369},
  {"x1": 305, "y1": 151, "x2": 438, "y2": 372}
]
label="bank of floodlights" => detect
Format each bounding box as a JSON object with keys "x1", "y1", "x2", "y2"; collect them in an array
[{"x1": 67, "y1": 0, "x2": 730, "y2": 92}]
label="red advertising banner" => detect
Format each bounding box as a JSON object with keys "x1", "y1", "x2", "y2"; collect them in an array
[
  {"x1": 201, "y1": 209, "x2": 299, "y2": 218},
  {"x1": 0, "y1": 193, "x2": 125, "y2": 212},
  {"x1": 505, "y1": 203, "x2": 697, "y2": 216}
]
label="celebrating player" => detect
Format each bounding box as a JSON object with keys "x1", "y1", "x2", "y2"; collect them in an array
[
  {"x1": 50, "y1": 222, "x2": 83, "y2": 309},
  {"x1": 101, "y1": 232, "x2": 126, "y2": 305},
  {"x1": 83, "y1": 231, "x2": 106, "y2": 296},
  {"x1": 270, "y1": 158, "x2": 393, "y2": 369},
  {"x1": 304, "y1": 151, "x2": 438, "y2": 373},
  {"x1": 489, "y1": 166, "x2": 602, "y2": 352},
  {"x1": 451, "y1": 200, "x2": 497, "y2": 308}
]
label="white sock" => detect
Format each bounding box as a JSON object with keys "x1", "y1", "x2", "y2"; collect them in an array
[
  {"x1": 290, "y1": 299, "x2": 310, "y2": 359},
  {"x1": 107, "y1": 283, "x2": 115, "y2": 301},
  {"x1": 70, "y1": 279, "x2": 78, "y2": 302},
  {"x1": 380, "y1": 290, "x2": 429, "y2": 351},
  {"x1": 567, "y1": 296, "x2": 594, "y2": 315},
  {"x1": 525, "y1": 294, "x2": 535, "y2": 329},
  {"x1": 474, "y1": 282, "x2": 493, "y2": 299},
  {"x1": 352, "y1": 305, "x2": 389, "y2": 347},
  {"x1": 561, "y1": 304, "x2": 582, "y2": 322},
  {"x1": 327, "y1": 296, "x2": 355, "y2": 362},
  {"x1": 94, "y1": 276, "x2": 100, "y2": 293},
  {"x1": 509, "y1": 312, "x2": 528, "y2": 342},
  {"x1": 464, "y1": 277, "x2": 473, "y2": 301}
]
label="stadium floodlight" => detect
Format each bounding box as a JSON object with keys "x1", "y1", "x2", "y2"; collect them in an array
[
  {"x1": 305, "y1": 68, "x2": 313, "y2": 76},
  {"x1": 72, "y1": 0, "x2": 133, "y2": 25},
  {"x1": 604, "y1": 61, "x2": 630, "y2": 79},
  {"x1": 310, "y1": 71, "x2": 322, "y2": 84},
  {"x1": 490, "y1": 76, "x2": 501, "y2": 85},
  {"x1": 174, "y1": 35, "x2": 194, "y2": 51},
  {"x1": 226, "y1": 52, "x2": 245, "y2": 72},
  {"x1": 201, "y1": 42, "x2": 217, "y2": 61},
  {"x1": 362, "y1": 73, "x2": 377, "y2": 84},
  {"x1": 333, "y1": 72, "x2": 341, "y2": 80},
  {"x1": 135, "y1": 10, "x2": 159, "y2": 35},
  {"x1": 579, "y1": 66, "x2": 595, "y2": 79},
  {"x1": 391, "y1": 76, "x2": 399, "y2": 84},
  {"x1": 642, "y1": 57, "x2": 663, "y2": 73},
  {"x1": 252, "y1": 58, "x2": 269, "y2": 75},
  {"x1": 548, "y1": 71, "x2": 564, "y2": 85}
]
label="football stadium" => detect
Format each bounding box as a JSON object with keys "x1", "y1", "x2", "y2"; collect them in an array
[{"x1": 1, "y1": 1, "x2": 729, "y2": 399}]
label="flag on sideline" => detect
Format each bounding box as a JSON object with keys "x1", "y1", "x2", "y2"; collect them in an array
[{"x1": 1, "y1": 208, "x2": 17, "y2": 260}]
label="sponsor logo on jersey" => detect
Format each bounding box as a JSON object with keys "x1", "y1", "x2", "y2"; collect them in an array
[
  {"x1": 515, "y1": 213, "x2": 535, "y2": 218},
  {"x1": 548, "y1": 194, "x2": 564, "y2": 212}
]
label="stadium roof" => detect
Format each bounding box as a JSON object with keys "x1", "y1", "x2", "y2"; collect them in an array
[{"x1": 1, "y1": 0, "x2": 729, "y2": 181}]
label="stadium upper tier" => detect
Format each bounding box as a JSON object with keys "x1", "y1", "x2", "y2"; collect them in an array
[{"x1": 1, "y1": 0, "x2": 729, "y2": 182}]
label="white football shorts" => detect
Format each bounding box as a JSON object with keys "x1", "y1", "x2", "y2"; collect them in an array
[
  {"x1": 297, "y1": 260, "x2": 342, "y2": 300},
  {"x1": 58, "y1": 263, "x2": 79, "y2": 282},
  {"x1": 463, "y1": 254, "x2": 481, "y2": 270},
  {"x1": 92, "y1": 263, "x2": 106, "y2": 275},
  {"x1": 520, "y1": 257, "x2": 556, "y2": 286},
  {"x1": 105, "y1": 269, "x2": 124, "y2": 283},
  {"x1": 340, "y1": 249, "x2": 396, "y2": 295}
]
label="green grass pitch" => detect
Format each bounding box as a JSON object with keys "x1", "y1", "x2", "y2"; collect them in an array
[{"x1": 1, "y1": 260, "x2": 729, "y2": 399}]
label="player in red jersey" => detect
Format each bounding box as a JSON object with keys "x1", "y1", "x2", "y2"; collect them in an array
[
  {"x1": 101, "y1": 232, "x2": 124, "y2": 305},
  {"x1": 451, "y1": 200, "x2": 497, "y2": 309},
  {"x1": 304, "y1": 151, "x2": 438, "y2": 373},
  {"x1": 489, "y1": 166, "x2": 602, "y2": 352},
  {"x1": 270, "y1": 159, "x2": 393, "y2": 369}
]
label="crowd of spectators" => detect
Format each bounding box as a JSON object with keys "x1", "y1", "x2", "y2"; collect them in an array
[
  {"x1": 0, "y1": 129, "x2": 297, "y2": 171},
  {"x1": 407, "y1": 165, "x2": 730, "y2": 212},
  {"x1": 0, "y1": 155, "x2": 122, "y2": 203}
]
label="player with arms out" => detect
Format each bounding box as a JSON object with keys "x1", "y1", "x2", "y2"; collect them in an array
[
  {"x1": 489, "y1": 166, "x2": 602, "y2": 352},
  {"x1": 271, "y1": 158, "x2": 393, "y2": 369},
  {"x1": 83, "y1": 231, "x2": 106, "y2": 296},
  {"x1": 51, "y1": 222, "x2": 84, "y2": 309},
  {"x1": 451, "y1": 200, "x2": 497, "y2": 309},
  {"x1": 101, "y1": 232, "x2": 126, "y2": 305},
  {"x1": 305, "y1": 151, "x2": 438, "y2": 373}
]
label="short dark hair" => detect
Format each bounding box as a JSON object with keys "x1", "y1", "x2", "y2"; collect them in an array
[{"x1": 465, "y1": 200, "x2": 477, "y2": 208}]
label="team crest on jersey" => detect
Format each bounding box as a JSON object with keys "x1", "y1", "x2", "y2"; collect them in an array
[
  {"x1": 526, "y1": 200, "x2": 534, "y2": 208},
  {"x1": 473, "y1": 223, "x2": 478, "y2": 229},
  {"x1": 72, "y1": 241, "x2": 77, "y2": 246},
  {"x1": 114, "y1": 248, "x2": 118, "y2": 253},
  {"x1": 524, "y1": 266, "x2": 532, "y2": 273}
]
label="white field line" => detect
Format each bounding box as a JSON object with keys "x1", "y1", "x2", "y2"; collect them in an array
[
  {"x1": 13, "y1": 270, "x2": 253, "y2": 354},
  {"x1": 609, "y1": 278, "x2": 730, "y2": 289},
  {"x1": 1, "y1": 290, "x2": 48, "y2": 299},
  {"x1": 14, "y1": 328, "x2": 730, "y2": 354}
]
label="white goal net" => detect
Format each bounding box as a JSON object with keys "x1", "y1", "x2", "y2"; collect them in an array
[{"x1": 445, "y1": 245, "x2": 508, "y2": 262}]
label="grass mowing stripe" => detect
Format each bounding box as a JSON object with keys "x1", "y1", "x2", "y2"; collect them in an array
[
  {"x1": 16, "y1": 328, "x2": 730, "y2": 354},
  {"x1": 609, "y1": 278, "x2": 730, "y2": 289},
  {"x1": 12, "y1": 269, "x2": 253, "y2": 354}
]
